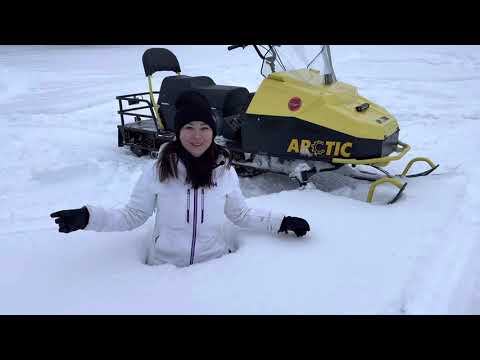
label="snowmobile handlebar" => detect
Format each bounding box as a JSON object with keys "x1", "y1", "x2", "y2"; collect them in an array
[
  {"x1": 227, "y1": 45, "x2": 271, "y2": 61},
  {"x1": 227, "y1": 45, "x2": 247, "y2": 51}
]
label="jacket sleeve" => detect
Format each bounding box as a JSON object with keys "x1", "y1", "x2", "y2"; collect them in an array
[
  {"x1": 84, "y1": 162, "x2": 158, "y2": 232},
  {"x1": 223, "y1": 166, "x2": 285, "y2": 234}
]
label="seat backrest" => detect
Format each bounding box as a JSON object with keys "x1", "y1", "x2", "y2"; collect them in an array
[{"x1": 142, "y1": 48, "x2": 181, "y2": 77}]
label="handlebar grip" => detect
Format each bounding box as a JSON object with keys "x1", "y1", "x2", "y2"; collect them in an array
[{"x1": 228, "y1": 45, "x2": 245, "y2": 51}]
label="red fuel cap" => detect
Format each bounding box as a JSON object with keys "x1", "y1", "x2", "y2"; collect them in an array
[{"x1": 288, "y1": 97, "x2": 302, "y2": 111}]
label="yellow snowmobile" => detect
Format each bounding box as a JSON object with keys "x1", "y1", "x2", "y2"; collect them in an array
[{"x1": 116, "y1": 45, "x2": 438, "y2": 204}]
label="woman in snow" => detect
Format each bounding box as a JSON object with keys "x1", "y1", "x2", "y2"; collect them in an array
[{"x1": 50, "y1": 91, "x2": 310, "y2": 267}]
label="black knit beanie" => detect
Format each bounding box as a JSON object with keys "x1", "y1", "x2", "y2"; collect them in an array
[{"x1": 174, "y1": 90, "x2": 216, "y2": 137}]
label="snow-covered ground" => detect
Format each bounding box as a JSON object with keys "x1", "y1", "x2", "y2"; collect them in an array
[{"x1": 1, "y1": 45, "x2": 479, "y2": 314}]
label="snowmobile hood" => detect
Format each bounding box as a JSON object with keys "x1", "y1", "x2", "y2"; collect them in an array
[{"x1": 248, "y1": 69, "x2": 399, "y2": 140}]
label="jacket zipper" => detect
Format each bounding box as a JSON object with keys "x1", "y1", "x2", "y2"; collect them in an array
[
  {"x1": 189, "y1": 188, "x2": 198, "y2": 265},
  {"x1": 186, "y1": 189, "x2": 190, "y2": 223},
  {"x1": 201, "y1": 189, "x2": 205, "y2": 224}
]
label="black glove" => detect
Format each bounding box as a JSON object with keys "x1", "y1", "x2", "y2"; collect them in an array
[
  {"x1": 50, "y1": 206, "x2": 90, "y2": 233},
  {"x1": 278, "y1": 216, "x2": 310, "y2": 237}
]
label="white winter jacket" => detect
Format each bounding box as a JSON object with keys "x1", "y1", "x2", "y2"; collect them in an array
[{"x1": 85, "y1": 157, "x2": 285, "y2": 267}]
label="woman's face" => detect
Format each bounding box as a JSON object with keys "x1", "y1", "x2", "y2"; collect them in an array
[{"x1": 179, "y1": 121, "x2": 214, "y2": 157}]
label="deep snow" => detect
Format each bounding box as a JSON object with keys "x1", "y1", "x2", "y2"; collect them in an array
[{"x1": 1, "y1": 45, "x2": 479, "y2": 314}]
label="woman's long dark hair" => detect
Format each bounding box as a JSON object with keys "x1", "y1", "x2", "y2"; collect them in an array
[{"x1": 157, "y1": 139, "x2": 231, "y2": 188}]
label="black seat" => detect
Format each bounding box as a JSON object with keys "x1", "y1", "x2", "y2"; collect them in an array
[
  {"x1": 158, "y1": 75, "x2": 215, "y2": 130},
  {"x1": 194, "y1": 85, "x2": 251, "y2": 140},
  {"x1": 194, "y1": 85, "x2": 250, "y2": 117},
  {"x1": 158, "y1": 75, "x2": 251, "y2": 137}
]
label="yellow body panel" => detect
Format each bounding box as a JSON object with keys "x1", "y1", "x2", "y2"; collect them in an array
[{"x1": 247, "y1": 69, "x2": 399, "y2": 141}]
